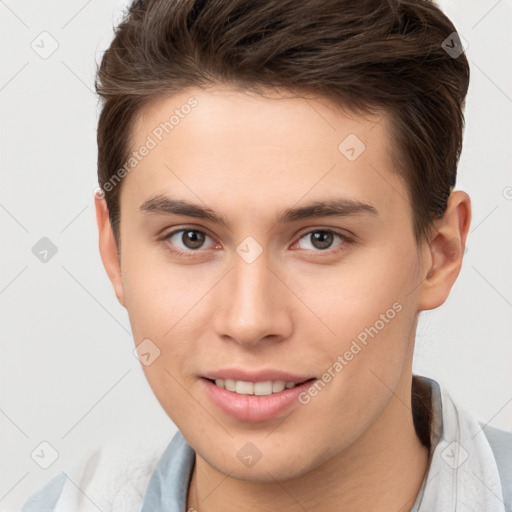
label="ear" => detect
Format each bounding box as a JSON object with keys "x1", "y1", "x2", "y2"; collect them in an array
[
  {"x1": 94, "y1": 191, "x2": 126, "y2": 308},
  {"x1": 417, "y1": 190, "x2": 471, "y2": 311}
]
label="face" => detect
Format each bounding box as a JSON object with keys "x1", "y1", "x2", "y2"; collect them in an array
[{"x1": 106, "y1": 86, "x2": 433, "y2": 481}]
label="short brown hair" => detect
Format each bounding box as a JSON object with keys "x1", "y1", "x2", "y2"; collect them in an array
[{"x1": 96, "y1": 0, "x2": 469, "y2": 244}]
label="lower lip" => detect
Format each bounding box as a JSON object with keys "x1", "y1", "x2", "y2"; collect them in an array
[{"x1": 201, "y1": 378, "x2": 316, "y2": 423}]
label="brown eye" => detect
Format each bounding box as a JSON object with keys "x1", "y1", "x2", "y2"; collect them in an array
[
  {"x1": 297, "y1": 230, "x2": 344, "y2": 251},
  {"x1": 309, "y1": 231, "x2": 334, "y2": 250},
  {"x1": 181, "y1": 230, "x2": 205, "y2": 249},
  {"x1": 165, "y1": 229, "x2": 215, "y2": 253}
]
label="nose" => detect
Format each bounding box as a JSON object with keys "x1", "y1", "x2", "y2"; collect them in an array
[{"x1": 213, "y1": 252, "x2": 293, "y2": 348}]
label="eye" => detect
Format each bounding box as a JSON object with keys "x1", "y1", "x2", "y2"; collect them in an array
[
  {"x1": 164, "y1": 228, "x2": 218, "y2": 254},
  {"x1": 161, "y1": 227, "x2": 351, "y2": 259},
  {"x1": 293, "y1": 229, "x2": 348, "y2": 252}
]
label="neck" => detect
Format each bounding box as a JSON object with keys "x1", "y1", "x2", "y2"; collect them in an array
[{"x1": 187, "y1": 373, "x2": 429, "y2": 512}]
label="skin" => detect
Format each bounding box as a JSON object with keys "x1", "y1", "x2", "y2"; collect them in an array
[{"x1": 95, "y1": 86, "x2": 471, "y2": 512}]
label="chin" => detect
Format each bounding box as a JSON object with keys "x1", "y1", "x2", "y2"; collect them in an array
[
  {"x1": 195, "y1": 434, "x2": 328, "y2": 483},
  {"x1": 211, "y1": 457, "x2": 314, "y2": 483}
]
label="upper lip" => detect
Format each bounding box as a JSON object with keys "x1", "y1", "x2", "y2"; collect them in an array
[{"x1": 202, "y1": 369, "x2": 315, "y2": 383}]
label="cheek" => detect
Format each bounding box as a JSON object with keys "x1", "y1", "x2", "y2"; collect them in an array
[
  {"x1": 120, "y1": 249, "x2": 220, "y2": 390},
  {"x1": 291, "y1": 245, "x2": 420, "y2": 417},
  {"x1": 120, "y1": 256, "x2": 209, "y2": 425},
  {"x1": 289, "y1": 246, "x2": 418, "y2": 345},
  {"x1": 120, "y1": 241, "x2": 205, "y2": 337}
]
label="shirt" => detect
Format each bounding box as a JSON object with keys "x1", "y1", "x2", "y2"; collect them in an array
[{"x1": 22, "y1": 376, "x2": 512, "y2": 512}]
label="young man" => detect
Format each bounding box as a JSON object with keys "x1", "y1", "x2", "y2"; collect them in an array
[{"x1": 23, "y1": 0, "x2": 511, "y2": 511}]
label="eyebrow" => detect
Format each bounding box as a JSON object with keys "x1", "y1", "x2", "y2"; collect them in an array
[{"x1": 139, "y1": 194, "x2": 378, "y2": 229}]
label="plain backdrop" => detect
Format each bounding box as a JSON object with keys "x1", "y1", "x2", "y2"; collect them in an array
[{"x1": 1, "y1": 1, "x2": 511, "y2": 510}]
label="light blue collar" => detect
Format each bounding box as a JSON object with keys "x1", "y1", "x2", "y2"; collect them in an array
[{"x1": 141, "y1": 429, "x2": 195, "y2": 512}]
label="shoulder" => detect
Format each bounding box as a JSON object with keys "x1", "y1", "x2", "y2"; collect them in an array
[
  {"x1": 22, "y1": 430, "x2": 174, "y2": 512},
  {"x1": 483, "y1": 423, "x2": 512, "y2": 454},
  {"x1": 481, "y1": 423, "x2": 512, "y2": 510},
  {"x1": 416, "y1": 376, "x2": 512, "y2": 510}
]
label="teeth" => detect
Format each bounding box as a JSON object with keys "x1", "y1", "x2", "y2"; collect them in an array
[
  {"x1": 213, "y1": 379, "x2": 300, "y2": 395},
  {"x1": 254, "y1": 381, "x2": 272, "y2": 395},
  {"x1": 235, "y1": 380, "x2": 254, "y2": 395},
  {"x1": 272, "y1": 380, "x2": 286, "y2": 393},
  {"x1": 225, "y1": 379, "x2": 236, "y2": 392}
]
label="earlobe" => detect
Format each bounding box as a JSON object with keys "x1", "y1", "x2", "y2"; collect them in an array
[
  {"x1": 94, "y1": 193, "x2": 126, "y2": 308},
  {"x1": 417, "y1": 190, "x2": 471, "y2": 311}
]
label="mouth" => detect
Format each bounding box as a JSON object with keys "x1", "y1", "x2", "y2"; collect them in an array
[
  {"x1": 201, "y1": 376, "x2": 318, "y2": 422},
  {"x1": 206, "y1": 378, "x2": 314, "y2": 396}
]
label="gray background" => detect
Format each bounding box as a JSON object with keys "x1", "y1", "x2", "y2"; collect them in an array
[{"x1": 1, "y1": 0, "x2": 511, "y2": 510}]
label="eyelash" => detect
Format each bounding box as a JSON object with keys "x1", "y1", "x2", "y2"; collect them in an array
[{"x1": 160, "y1": 227, "x2": 353, "y2": 259}]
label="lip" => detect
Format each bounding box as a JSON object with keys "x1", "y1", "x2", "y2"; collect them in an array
[
  {"x1": 201, "y1": 377, "x2": 317, "y2": 423},
  {"x1": 202, "y1": 369, "x2": 314, "y2": 383}
]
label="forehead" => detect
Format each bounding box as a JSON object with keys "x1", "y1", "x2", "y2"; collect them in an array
[{"x1": 122, "y1": 86, "x2": 408, "y2": 223}]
